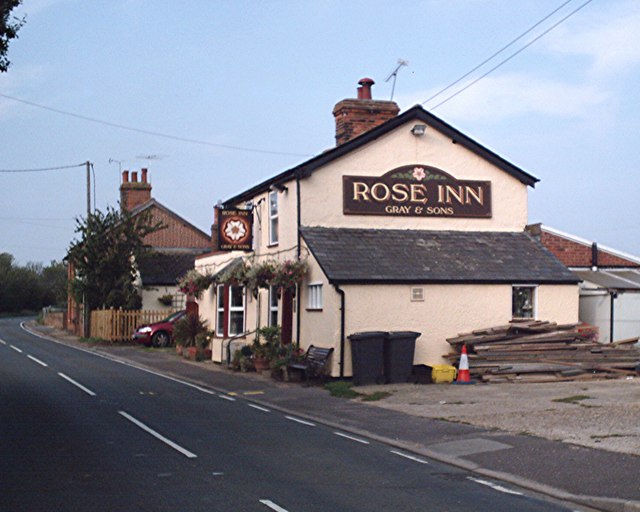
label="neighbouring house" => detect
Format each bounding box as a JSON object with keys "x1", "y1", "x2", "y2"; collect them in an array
[
  {"x1": 196, "y1": 77, "x2": 580, "y2": 377},
  {"x1": 66, "y1": 169, "x2": 211, "y2": 335},
  {"x1": 527, "y1": 223, "x2": 640, "y2": 342}
]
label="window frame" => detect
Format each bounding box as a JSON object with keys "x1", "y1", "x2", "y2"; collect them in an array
[
  {"x1": 268, "y1": 190, "x2": 279, "y2": 246},
  {"x1": 215, "y1": 284, "x2": 225, "y2": 337},
  {"x1": 268, "y1": 285, "x2": 279, "y2": 326},
  {"x1": 227, "y1": 285, "x2": 246, "y2": 336},
  {"x1": 512, "y1": 285, "x2": 537, "y2": 320},
  {"x1": 307, "y1": 282, "x2": 323, "y2": 311}
]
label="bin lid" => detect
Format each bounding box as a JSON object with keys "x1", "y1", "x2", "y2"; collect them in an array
[
  {"x1": 387, "y1": 331, "x2": 421, "y2": 338},
  {"x1": 348, "y1": 331, "x2": 388, "y2": 340}
]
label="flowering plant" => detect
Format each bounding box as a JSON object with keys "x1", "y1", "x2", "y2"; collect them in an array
[
  {"x1": 246, "y1": 260, "x2": 278, "y2": 290},
  {"x1": 271, "y1": 259, "x2": 309, "y2": 291},
  {"x1": 219, "y1": 260, "x2": 249, "y2": 286},
  {"x1": 177, "y1": 269, "x2": 213, "y2": 298}
]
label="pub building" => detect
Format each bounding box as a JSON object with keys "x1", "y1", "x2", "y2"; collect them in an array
[{"x1": 196, "y1": 78, "x2": 579, "y2": 377}]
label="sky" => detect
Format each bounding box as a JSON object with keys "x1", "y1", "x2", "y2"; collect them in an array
[{"x1": 1, "y1": 0, "x2": 639, "y2": 265}]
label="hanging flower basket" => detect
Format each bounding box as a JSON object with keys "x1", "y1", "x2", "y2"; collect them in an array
[
  {"x1": 220, "y1": 260, "x2": 249, "y2": 286},
  {"x1": 271, "y1": 259, "x2": 309, "y2": 291},
  {"x1": 177, "y1": 269, "x2": 213, "y2": 298},
  {"x1": 246, "y1": 260, "x2": 278, "y2": 291}
]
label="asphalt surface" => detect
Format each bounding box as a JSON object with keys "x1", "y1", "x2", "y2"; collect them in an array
[{"x1": 8, "y1": 318, "x2": 640, "y2": 511}]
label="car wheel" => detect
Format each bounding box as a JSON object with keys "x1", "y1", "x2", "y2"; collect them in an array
[{"x1": 152, "y1": 331, "x2": 170, "y2": 348}]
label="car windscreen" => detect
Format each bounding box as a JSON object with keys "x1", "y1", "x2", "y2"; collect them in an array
[{"x1": 162, "y1": 310, "x2": 185, "y2": 323}]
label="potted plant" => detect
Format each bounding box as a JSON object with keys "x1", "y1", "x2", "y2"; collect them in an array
[
  {"x1": 231, "y1": 345, "x2": 254, "y2": 372},
  {"x1": 172, "y1": 313, "x2": 208, "y2": 361},
  {"x1": 252, "y1": 325, "x2": 281, "y2": 373},
  {"x1": 157, "y1": 293, "x2": 174, "y2": 307}
]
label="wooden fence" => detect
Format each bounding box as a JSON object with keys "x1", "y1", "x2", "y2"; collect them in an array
[{"x1": 90, "y1": 309, "x2": 177, "y2": 342}]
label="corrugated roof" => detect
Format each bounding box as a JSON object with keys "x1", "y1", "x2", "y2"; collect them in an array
[
  {"x1": 301, "y1": 227, "x2": 579, "y2": 285},
  {"x1": 574, "y1": 269, "x2": 640, "y2": 291}
]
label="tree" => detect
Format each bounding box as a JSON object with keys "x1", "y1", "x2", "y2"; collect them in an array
[
  {"x1": 1, "y1": 0, "x2": 25, "y2": 73},
  {"x1": 67, "y1": 207, "x2": 164, "y2": 311},
  {"x1": 0, "y1": 253, "x2": 67, "y2": 313}
]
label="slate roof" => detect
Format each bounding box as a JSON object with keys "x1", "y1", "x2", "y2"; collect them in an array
[
  {"x1": 300, "y1": 227, "x2": 579, "y2": 285},
  {"x1": 224, "y1": 105, "x2": 538, "y2": 207},
  {"x1": 137, "y1": 251, "x2": 198, "y2": 286}
]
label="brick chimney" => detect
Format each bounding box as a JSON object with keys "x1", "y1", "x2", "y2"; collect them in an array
[
  {"x1": 332, "y1": 77, "x2": 400, "y2": 146},
  {"x1": 211, "y1": 206, "x2": 220, "y2": 252},
  {"x1": 120, "y1": 168, "x2": 152, "y2": 211}
]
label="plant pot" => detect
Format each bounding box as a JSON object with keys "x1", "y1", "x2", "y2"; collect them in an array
[
  {"x1": 253, "y1": 357, "x2": 270, "y2": 373},
  {"x1": 204, "y1": 348, "x2": 212, "y2": 360},
  {"x1": 175, "y1": 344, "x2": 184, "y2": 355},
  {"x1": 185, "y1": 346, "x2": 205, "y2": 361}
]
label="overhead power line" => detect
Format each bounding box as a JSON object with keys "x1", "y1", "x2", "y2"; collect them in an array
[
  {"x1": 424, "y1": 0, "x2": 593, "y2": 111},
  {"x1": 0, "y1": 163, "x2": 85, "y2": 173},
  {"x1": 422, "y1": 0, "x2": 574, "y2": 107},
  {"x1": 0, "y1": 92, "x2": 311, "y2": 158}
]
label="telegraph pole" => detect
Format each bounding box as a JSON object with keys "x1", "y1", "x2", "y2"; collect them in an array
[
  {"x1": 86, "y1": 160, "x2": 91, "y2": 215},
  {"x1": 83, "y1": 160, "x2": 91, "y2": 338}
]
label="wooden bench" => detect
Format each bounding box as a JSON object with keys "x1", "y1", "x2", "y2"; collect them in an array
[{"x1": 287, "y1": 345, "x2": 334, "y2": 382}]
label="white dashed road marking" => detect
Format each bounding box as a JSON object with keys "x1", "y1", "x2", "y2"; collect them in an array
[
  {"x1": 58, "y1": 372, "x2": 96, "y2": 396},
  {"x1": 259, "y1": 499, "x2": 289, "y2": 511},
  {"x1": 27, "y1": 355, "x2": 48, "y2": 367},
  {"x1": 119, "y1": 411, "x2": 197, "y2": 459},
  {"x1": 334, "y1": 432, "x2": 370, "y2": 445},
  {"x1": 468, "y1": 477, "x2": 523, "y2": 496},
  {"x1": 390, "y1": 450, "x2": 429, "y2": 464},
  {"x1": 10, "y1": 345, "x2": 22, "y2": 353},
  {"x1": 285, "y1": 416, "x2": 316, "y2": 427},
  {"x1": 248, "y1": 404, "x2": 271, "y2": 413}
]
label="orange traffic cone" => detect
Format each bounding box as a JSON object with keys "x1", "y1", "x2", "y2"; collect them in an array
[{"x1": 456, "y1": 344, "x2": 471, "y2": 383}]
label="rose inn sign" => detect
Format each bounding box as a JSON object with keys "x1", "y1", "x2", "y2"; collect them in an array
[
  {"x1": 343, "y1": 165, "x2": 492, "y2": 218},
  {"x1": 217, "y1": 208, "x2": 253, "y2": 251}
]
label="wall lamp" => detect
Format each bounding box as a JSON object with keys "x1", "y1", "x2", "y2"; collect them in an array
[
  {"x1": 270, "y1": 182, "x2": 288, "y2": 193},
  {"x1": 411, "y1": 124, "x2": 427, "y2": 136}
]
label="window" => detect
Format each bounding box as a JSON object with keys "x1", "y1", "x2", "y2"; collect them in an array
[
  {"x1": 268, "y1": 190, "x2": 279, "y2": 245},
  {"x1": 411, "y1": 287, "x2": 424, "y2": 302},
  {"x1": 215, "y1": 284, "x2": 225, "y2": 337},
  {"x1": 308, "y1": 283, "x2": 323, "y2": 310},
  {"x1": 228, "y1": 285, "x2": 245, "y2": 336},
  {"x1": 512, "y1": 286, "x2": 536, "y2": 319},
  {"x1": 268, "y1": 285, "x2": 279, "y2": 326}
]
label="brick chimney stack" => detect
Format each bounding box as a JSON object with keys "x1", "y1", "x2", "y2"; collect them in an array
[
  {"x1": 120, "y1": 167, "x2": 152, "y2": 211},
  {"x1": 332, "y1": 77, "x2": 400, "y2": 146}
]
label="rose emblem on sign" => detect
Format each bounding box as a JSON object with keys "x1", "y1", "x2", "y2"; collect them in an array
[
  {"x1": 412, "y1": 167, "x2": 426, "y2": 181},
  {"x1": 224, "y1": 219, "x2": 247, "y2": 241}
]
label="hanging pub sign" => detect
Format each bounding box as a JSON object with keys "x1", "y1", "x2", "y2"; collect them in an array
[
  {"x1": 343, "y1": 165, "x2": 492, "y2": 218},
  {"x1": 218, "y1": 208, "x2": 253, "y2": 251}
]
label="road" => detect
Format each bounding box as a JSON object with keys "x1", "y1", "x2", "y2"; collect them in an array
[{"x1": 0, "y1": 317, "x2": 578, "y2": 511}]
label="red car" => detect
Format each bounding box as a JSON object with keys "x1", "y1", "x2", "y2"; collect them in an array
[{"x1": 133, "y1": 310, "x2": 186, "y2": 347}]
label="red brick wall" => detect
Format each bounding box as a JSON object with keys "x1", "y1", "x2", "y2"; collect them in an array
[
  {"x1": 333, "y1": 99, "x2": 400, "y2": 146},
  {"x1": 143, "y1": 206, "x2": 210, "y2": 249},
  {"x1": 540, "y1": 231, "x2": 639, "y2": 267}
]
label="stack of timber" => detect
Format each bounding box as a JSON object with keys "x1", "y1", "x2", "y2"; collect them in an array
[{"x1": 446, "y1": 320, "x2": 640, "y2": 383}]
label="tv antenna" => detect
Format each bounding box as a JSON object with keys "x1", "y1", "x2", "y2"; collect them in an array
[
  {"x1": 136, "y1": 154, "x2": 168, "y2": 161},
  {"x1": 385, "y1": 58, "x2": 409, "y2": 101},
  {"x1": 108, "y1": 158, "x2": 124, "y2": 172}
]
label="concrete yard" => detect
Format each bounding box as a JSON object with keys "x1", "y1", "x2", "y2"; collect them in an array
[{"x1": 354, "y1": 377, "x2": 640, "y2": 456}]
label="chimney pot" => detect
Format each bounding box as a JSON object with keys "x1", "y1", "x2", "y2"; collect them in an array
[
  {"x1": 358, "y1": 77, "x2": 375, "y2": 99},
  {"x1": 141, "y1": 168, "x2": 148, "y2": 183},
  {"x1": 131, "y1": 171, "x2": 138, "y2": 183},
  {"x1": 122, "y1": 170, "x2": 129, "y2": 183}
]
